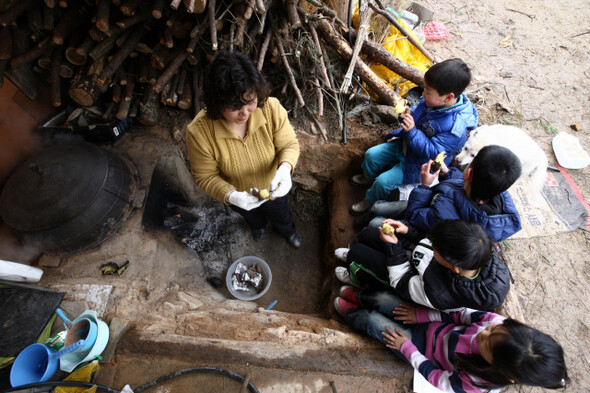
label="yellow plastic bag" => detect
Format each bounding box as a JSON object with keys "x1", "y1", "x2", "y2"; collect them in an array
[
  {"x1": 55, "y1": 360, "x2": 99, "y2": 393},
  {"x1": 353, "y1": 6, "x2": 431, "y2": 97}
]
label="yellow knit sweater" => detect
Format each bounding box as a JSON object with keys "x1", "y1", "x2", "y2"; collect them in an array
[{"x1": 186, "y1": 97, "x2": 300, "y2": 203}]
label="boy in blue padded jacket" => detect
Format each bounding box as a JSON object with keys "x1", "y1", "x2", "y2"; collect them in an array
[
  {"x1": 351, "y1": 58, "x2": 479, "y2": 215},
  {"x1": 407, "y1": 144, "x2": 522, "y2": 242}
]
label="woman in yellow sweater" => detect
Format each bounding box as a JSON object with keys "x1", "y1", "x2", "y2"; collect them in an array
[{"x1": 186, "y1": 51, "x2": 302, "y2": 248}]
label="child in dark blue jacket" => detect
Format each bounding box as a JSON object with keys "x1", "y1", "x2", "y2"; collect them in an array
[
  {"x1": 351, "y1": 58, "x2": 479, "y2": 215},
  {"x1": 406, "y1": 144, "x2": 522, "y2": 242}
]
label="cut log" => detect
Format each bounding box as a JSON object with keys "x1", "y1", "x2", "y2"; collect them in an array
[
  {"x1": 193, "y1": 0, "x2": 206, "y2": 14},
  {"x1": 26, "y1": 3, "x2": 43, "y2": 33},
  {"x1": 43, "y1": 0, "x2": 57, "y2": 8},
  {"x1": 88, "y1": 25, "x2": 106, "y2": 41},
  {"x1": 95, "y1": 0, "x2": 110, "y2": 32},
  {"x1": 60, "y1": 62, "x2": 74, "y2": 78},
  {"x1": 89, "y1": 34, "x2": 118, "y2": 63},
  {"x1": 285, "y1": 0, "x2": 301, "y2": 28},
  {"x1": 42, "y1": 4, "x2": 54, "y2": 30},
  {"x1": 115, "y1": 28, "x2": 133, "y2": 48},
  {"x1": 170, "y1": 0, "x2": 181, "y2": 10},
  {"x1": 117, "y1": 11, "x2": 151, "y2": 30},
  {"x1": 102, "y1": 101, "x2": 115, "y2": 120},
  {"x1": 10, "y1": 36, "x2": 52, "y2": 69},
  {"x1": 256, "y1": 29, "x2": 271, "y2": 70},
  {"x1": 52, "y1": 2, "x2": 91, "y2": 45},
  {"x1": 37, "y1": 54, "x2": 52, "y2": 70},
  {"x1": 275, "y1": 37, "x2": 305, "y2": 107},
  {"x1": 192, "y1": 67, "x2": 201, "y2": 114},
  {"x1": 315, "y1": 19, "x2": 400, "y2": 106},
  {"x1": 116, "y1": 74, "x2": 134, "y2": 119},
  {"x1": 65, "y1": 36, "x2": 94, "y2": 65},
  {"x1": 349, "y1": 28, "x2": 425, "y2": 87},
  {"x1": 207, "y1": 0, "x2": 216, "y2": 50},
  {"x1": 138, "y1": 88, "x2": 159, "y2": 126},
  {"x1": 166, "y1": 70, "x2": 180, "y2": 106},
  {"x1": 97, "y1": 24, "x2": 147, "y2": 86},
  {"x1": 162, "y1": 25, "x2": 174, "y2": 48},
  {"x1": 177, "y1": 79, "x2": 192, "y2": 110},
  {"x1": 116, "y1": 99, "x2": 131, "y2": 120},
  {"x1": 112, "y1": 79, "x2": 122, "y2": 102},
  {"x1": 0, "y1": 0, "x2": 37, "y2": 27},
  {"x1": 176, "y1": 68, "x2": 187, "y2": 94},
  {"x1": 69, "y1": 71, "x2": 101, "y2": 106},
  {"x1": 152, "y1": 0, "x2": 165, "y2": 19},
  {"x1": 120, "y1": 0, "x2": 140, "y2": 16},
  {"x1": 152, "y1": 48, "x2": 188, "y2": 93},
  {"x1": 50, "y1": 46, "x2": 62, "y2": 107},
  {"x1": 150, "y1": 44, "x2": 170, "y2": 70}
]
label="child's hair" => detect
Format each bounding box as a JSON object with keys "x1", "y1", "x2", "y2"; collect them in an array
[
  {"x1": 424, "y1": 58, "x2": 472, "y2": 98},
  {"x1": 429, "y1": 220, "x2": 491, "y2": 270},
  {"x1": 469, "y1": 145, "x2": 522, "y2": 202},
  {"x1": 456, "y1": 319, "x2": 569, "y2": 389},
  {"x1": 202, "y1": 50, "x2": 270, "y2": 120}
]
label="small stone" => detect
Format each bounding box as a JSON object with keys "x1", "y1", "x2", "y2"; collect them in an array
[
  {"x1": 177, "y1": 291, "x2": 203, "y2": 310},
  {"x1": 570, "y1": 123, "x2": 582, "y2": 131}
]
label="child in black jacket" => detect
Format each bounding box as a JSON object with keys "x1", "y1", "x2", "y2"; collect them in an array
[{"x1": 334, "y1": 219, "x2": 510, "y2": 311}]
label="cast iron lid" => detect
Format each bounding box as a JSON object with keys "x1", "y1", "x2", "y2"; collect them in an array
[{"x1": 0, "y1": 142, "x2": 111, "y2": 232}]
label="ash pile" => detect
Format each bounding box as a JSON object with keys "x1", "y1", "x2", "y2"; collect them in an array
[{"x1": 163, "y1": 204, "x2": 239, "y2": 253}]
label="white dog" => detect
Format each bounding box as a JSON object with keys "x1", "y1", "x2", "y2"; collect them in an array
[{"x1": 455, "y1": 124, "x2": 548, "y2": 189}]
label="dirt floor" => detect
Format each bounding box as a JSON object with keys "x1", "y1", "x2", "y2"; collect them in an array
[{"x1": 417, "y1": 0, "x2": 590, "y2": 392}]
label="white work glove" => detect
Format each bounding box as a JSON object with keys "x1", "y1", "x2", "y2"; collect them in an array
[
  {"x1": 270, "y1": 163, "x2": 292, "y2": 199},
  {"x1": 228, "y1": 191, "x2": 265, "y2": 211}
]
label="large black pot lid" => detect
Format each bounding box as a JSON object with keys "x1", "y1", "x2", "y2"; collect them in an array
[{"x1": 0, "y1": 143, "x2": 111, "y2": 232}]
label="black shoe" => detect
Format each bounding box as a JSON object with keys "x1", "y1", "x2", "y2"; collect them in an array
[
  {"x1": 354, "y1": 210, "x2": 374, "y2": 229},
  {"x1": 252, "y1": 228, "x2": 265, "y2": 241},
  {"x1": 287, "y1": 233, "x2": 302, "y2": 248}
]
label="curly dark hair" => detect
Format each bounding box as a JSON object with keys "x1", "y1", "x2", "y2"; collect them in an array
[{"x1": 201, "y1": 51, "x2": 270, "y2": 120}]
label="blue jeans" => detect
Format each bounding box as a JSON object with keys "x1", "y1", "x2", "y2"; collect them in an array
[
  {"x1": 367, "y1": 200, "x2": 409, "y2": 228},
  {"x1": 345, "y1": 290, "x2": 413, "y2": 361},
  {"x1": 361, "y1": 141, "x2": 405, "y2": 203}
]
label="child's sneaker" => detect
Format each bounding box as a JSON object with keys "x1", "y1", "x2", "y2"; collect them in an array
[
  {"x1": 334, "y1": 248, "x2": 349, "y2": 262},
  {"x1": 339, "y1": 285, "x2": 360, "y2": 304},
  {"x1": 350, "y1": 174, "x2": 373, "y2": 187},
  {"x1": 335, "y1": 266, "x2": 356, "y2": 286},
  {"x1": 333, "y1": 296, "x2": 357, "y2": 317},
  {"x1": 350, "y1": 199, "x2": 372, "y2": 215}
]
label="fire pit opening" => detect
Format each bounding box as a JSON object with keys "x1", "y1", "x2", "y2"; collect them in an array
[{"x1": 141, "y1": 164, "x2": 328, "y2": 315}]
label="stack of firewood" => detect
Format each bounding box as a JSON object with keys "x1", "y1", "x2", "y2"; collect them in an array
[{"x1": 0, "y1": 0, "x2": 424, "y2": 139}]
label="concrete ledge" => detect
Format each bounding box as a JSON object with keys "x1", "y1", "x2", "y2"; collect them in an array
[{"x1": 117, "y1": 328, "x2": 411, "y2": 379}]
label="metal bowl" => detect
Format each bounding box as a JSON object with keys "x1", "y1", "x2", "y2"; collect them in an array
[{"x1": 225, "y1": 256, "x2": 272, "y2": 301}]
